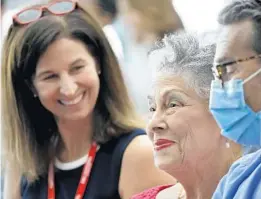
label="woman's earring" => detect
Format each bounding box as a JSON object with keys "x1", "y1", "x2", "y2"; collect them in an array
[
  {"x1": 98, "y1": 70, "x2": 101, "y2": 75},
  {"x1": 33, "y1": 94, "x2": 37, "y2": 98},
  {"x1": 225, "y1": 140, "x2": 230, "y2": 149}
]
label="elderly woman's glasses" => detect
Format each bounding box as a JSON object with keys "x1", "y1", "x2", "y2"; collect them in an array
[
  {"x1": 13, "y1": 0, "x2": 77, "y2": 25},
  {"x1": 212, "y1": 54, "x2": 261, "y2": 83}
]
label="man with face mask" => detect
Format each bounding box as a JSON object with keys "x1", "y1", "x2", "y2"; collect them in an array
[{"x1": 209, "y1": 0, "x2": 261, "y2": 198}]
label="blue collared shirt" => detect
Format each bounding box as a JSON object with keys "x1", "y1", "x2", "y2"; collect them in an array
[{"x1": 212, "y1": 149, "x2": 261, "y2": 199}]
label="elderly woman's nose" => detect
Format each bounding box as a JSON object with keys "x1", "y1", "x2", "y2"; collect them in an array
[{"x1": 148, "y1": 113, "x2": 167, "y2": 132}]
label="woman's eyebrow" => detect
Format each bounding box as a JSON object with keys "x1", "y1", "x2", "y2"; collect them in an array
[
  {"x1": 162, "y1": 89, "x2": 188, "y2": 101},
  {"x1": 147, "y1": 95, "x2": 153, "y2": 100},
  {"x1": 35, "y1": 70, "x2": 53, "y2": 79},
  {"x1": 147, "y1": 89, "x2": 189, "y2": 102},
  {"x1": 69, "y1": 58, "x2": 86, "y2": 66},
  {"x1": 147, "y1": 95, "x2": 155, "y2": 105}
]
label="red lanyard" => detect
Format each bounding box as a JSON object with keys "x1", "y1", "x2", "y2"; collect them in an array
[{"x1": 48, "y1": 142, "x2": 98, "y2": 199}]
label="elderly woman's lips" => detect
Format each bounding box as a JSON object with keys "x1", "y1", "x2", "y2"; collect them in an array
[{"x1": 154, "y1": 139, "x2": 175, "y2": 151}]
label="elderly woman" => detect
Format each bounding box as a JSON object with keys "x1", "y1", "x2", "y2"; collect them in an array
[{"x1": 132, "y1": 32, "x2": 241, "y2": 199}]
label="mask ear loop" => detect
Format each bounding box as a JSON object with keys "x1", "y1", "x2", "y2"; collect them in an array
[{"x1": 243, "y1": 67, "x2": 261, "y2": 84}]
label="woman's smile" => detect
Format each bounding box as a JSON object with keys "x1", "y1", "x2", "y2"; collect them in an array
[{"x1": 58, "y1": 92, "x2": 85, "y2": 106}]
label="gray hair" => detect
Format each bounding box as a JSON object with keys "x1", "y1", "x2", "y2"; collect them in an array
[
  {"x1": 218, "y1": 0, "x2": 261, "y2": 54},
  {"x1": 148, "y1": 32, "x2": 216, "y2": 99}
]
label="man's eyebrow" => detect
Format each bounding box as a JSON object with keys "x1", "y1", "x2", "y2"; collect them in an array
[{"x1": 214, "y1": 56, "x2": 235, "y2": 65}]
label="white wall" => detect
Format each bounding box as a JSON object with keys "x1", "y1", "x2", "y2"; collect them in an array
[{"x1": 173, "y1": 0, "x2": 226, "y2": 33}]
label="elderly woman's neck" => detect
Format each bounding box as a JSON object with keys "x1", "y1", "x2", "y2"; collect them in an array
[
  {"x1": 56, "y1": 116, "x2": 94, "y2": 162},
  {"x1": 169, "y1": 155, "x2": 230, "y2": 199},
  {"x1": 182, "y1": 172, "x2": 221, "y2": 199}
]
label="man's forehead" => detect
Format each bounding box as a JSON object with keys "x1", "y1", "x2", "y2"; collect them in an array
[{"x1": 215, "y1": 20, "x2": 254, "y2": 63}]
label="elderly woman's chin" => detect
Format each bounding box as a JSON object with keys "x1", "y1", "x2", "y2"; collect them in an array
[{"x1": 153, "y1": 147, "x2": 183, "y2": 171}]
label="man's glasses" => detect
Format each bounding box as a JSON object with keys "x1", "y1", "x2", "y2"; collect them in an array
[
  {"x1": 13, "y1": 0, "x2": 77, "y2": 25},
  {"x1": 212, "y1": 54, "x2": 261, "y2": 83}
]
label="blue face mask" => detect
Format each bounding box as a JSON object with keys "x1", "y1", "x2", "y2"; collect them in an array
[{"x1": 209, "y1": 67, "x2": 261, "y2": 146}]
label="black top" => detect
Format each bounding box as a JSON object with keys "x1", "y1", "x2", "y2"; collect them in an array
[{"x1": 21, "y1": 129, "x2": 145, "y2": 199}]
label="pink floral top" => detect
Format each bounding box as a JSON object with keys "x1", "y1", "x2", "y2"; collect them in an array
[{"x1": 131, "y1": 185, "x2": 173, "y2": 199}]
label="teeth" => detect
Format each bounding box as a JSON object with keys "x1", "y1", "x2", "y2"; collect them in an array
[{"x1": 60, "y1": 94, "x2": 83, "y2": 106}]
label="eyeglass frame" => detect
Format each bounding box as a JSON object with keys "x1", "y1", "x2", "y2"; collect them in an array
[
  {"x1": 212, "y1": 54, "x2": 261, "y2": 82},
  {"x1": 12, "y1": 0, "x2": 78, "y2": 25}
]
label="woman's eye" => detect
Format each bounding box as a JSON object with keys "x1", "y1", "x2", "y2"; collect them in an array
[
  {"x1": 169, "y1": 101, "x2": 178, "y2": 108},
  {"x1": 72, "y1": 65, "x2": 84, "y2": 72},
  {"x1": 43, "y1": 74, "x2": 57, "y2": 80},
  {"x1": 149, "y1": 107, "x2": 156, "y2": 112}
]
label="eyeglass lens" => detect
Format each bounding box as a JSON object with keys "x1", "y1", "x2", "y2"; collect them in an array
[
  {"x1": 17, "y1": 9, "x2": 42, "y2": 24},
  {"x1": 48, "y1": 1, "x2": 75, "y2": 14},
  {"x1": 17, "y1": 1, "x2": 75, "y2": 24}
]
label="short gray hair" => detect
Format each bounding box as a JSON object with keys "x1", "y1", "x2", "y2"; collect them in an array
[{"x1": 148, "y1": 31, "x2": 216, "y2": 99}]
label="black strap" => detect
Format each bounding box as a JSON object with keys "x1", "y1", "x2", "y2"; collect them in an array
[{"x1": 112, "y1": 128, "x2": 146, "y2": 190}]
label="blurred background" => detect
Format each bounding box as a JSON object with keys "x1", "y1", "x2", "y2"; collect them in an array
[
  {"x1": 1, "y1": 0, "x2": 226, "y2": 116},
  {"x1": 1, "y1": 0, "x2": 227, "y2": 197},
  {"x1": 1, "y1": 0, "x2": 226, "y2": 33}
]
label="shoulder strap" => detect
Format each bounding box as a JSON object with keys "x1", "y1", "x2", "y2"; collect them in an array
[{"x1": 111, "y1": 128, "x2": 145, "y2": 186}]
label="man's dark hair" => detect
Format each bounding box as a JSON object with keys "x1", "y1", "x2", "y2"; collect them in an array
[
  {"x1": 218, "y1": 0, "x2": 261, "y2": 53},
  {"x1": 97, "y1": 0, "x2": 117, "y2": 20}
]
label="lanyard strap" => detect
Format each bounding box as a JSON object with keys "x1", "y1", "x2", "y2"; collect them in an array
[{"x1": 48, "y1": 142, "x2": 97, "y2": 199}]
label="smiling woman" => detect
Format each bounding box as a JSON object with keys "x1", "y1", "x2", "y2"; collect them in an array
[
  {"x1": 32, "y1": 38, "x2": 100, "y2": 121},
  {"x1": 1, "y1": 1, "x2": 175, "y2": 199},
  {"x1": 132, "y1": 32, "x2": 242, "y2": 199}
]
